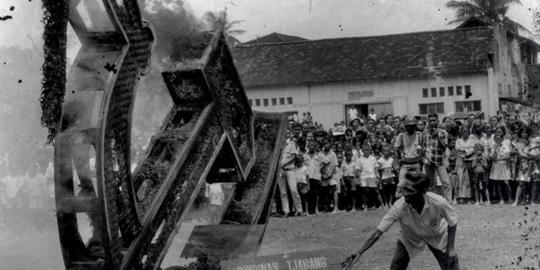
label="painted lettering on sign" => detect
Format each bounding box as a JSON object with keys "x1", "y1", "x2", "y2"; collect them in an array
[
  {"x1": 285, "y1": 256, "x2": 328, "y2": 270},
  {"x1": 348, "y1": 90, "x2": 374, "y2": 100},
  {"x1": 234, "y1": 262, "x2": 280, "y2": 270},
  {"x1": 221, "y1": 249, "x2": 340, "y2": 270}
]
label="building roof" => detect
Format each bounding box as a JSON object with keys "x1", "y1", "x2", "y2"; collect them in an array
[
  {"x1": 233, "y1": 27, "x2": 494, "y2": 88},
  {"x1": 243, "y1": 32, "x2": 308, "y2": 45}
]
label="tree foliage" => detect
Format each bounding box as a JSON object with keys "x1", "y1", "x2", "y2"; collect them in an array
[
  {"x1": 203, "y1": 10, "x2": 245, "y2": 46},
  {"x1": 446, "y1": 0, "x2": 528, "y2": 31}
]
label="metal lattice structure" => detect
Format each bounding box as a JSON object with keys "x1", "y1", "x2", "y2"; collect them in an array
[{"x1": 53, "y1": 1, "x2": 287, "y2": 269}]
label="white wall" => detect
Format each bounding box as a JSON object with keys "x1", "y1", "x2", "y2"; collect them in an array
[{"x1": 246, "y1": 74, "x2": 490, "y2": 129}]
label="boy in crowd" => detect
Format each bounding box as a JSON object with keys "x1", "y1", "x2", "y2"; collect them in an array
[
  {"x1": 472, "y1": 144, "x2": 490, "y2": 205},
  {"x1": 378, "y1": 147, "x2": 397, "y2": 208},
  {"x1": 358, "y1": 145, "x2": 384, "y2": 209},
  {"x1": 341, "y1": 149, "x2": 357, "y2": 211},
  {"x1": 294, "y1": 155, "x2": 309, "y2": 216}
]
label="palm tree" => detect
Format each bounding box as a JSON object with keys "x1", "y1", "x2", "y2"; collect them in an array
[
  {"x1": 203, "y1": 9, "x2": 246, "y2": 46},
  {"x1": 446, "y1": 0, "x2": 527, "y2": 31}
]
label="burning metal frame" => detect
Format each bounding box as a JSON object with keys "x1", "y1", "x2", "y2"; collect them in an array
[{"x1": 51, "y1": 1, "x2": 287, "y2": 269}]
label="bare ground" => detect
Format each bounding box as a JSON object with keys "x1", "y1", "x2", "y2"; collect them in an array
[{"x1": 1, "y1": 204, "x2": 539, "y2": 270}]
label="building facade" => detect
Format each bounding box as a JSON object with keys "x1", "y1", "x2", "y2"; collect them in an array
[{"x1": 233, "y1": 21, "x2": 539, "y2": 128}]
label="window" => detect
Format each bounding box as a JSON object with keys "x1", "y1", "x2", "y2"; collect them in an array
[
  {"x1": 464, "y1": 85, "x2": 472, "y2": 99},
  {"x1": 263, "y1": 98, "x2": 269, "y2": 107},
  {"x1": 271, "y1": 98, "x2": 277, "y2": 106},
  {"x1": 279, "y1": 97, "x2": 285, "y2": 105},
  {"x1": 498, "y1": 83, "x2": 502, "y2": 95},
  {"x1": 507, "y1": 84, "x2": 512, "y2": 96},
  {"x1": 248, "y1": 99, "x2": 253, "y2": 106},
  {"x1": 431, "y1": 88, "x2": 437, "y2": 97},
  {"x1": 422, "y1": 88, "x2": 428, "y2": 98},
  {"x1": 455, "y1": 101, "x2": 481, "y2": 112},
  {"x1": 287, "y1": 97, "x2": 293, "y2": 104},
  {"x1": 456, "y1": 86, "x2": 462, "y2": 95},
  {"x1": 448, "y1": 86, "x2": 454, "y2": 96},
  {"x1": 255, "y1": 99, "x2": 260, "y2": 106},
  {"x1": 419, "y1": 103, "x2": 444, "y2": 114},
  {"x1": 439, "y1": 87, "x2": 445, "y2": 97}
]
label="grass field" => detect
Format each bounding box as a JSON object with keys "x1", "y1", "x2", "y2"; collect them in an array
[{"x1": 1, "y1": 204, "x2": 539, "y2": 270}]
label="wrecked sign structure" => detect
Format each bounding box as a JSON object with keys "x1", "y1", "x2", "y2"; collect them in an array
[{"x1": 52, "y1": 1, "x2": 287, "y2": 269}]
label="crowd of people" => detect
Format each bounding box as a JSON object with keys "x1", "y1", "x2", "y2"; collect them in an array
[{"x1": 274, "y1": 111, "x2": 540, "y2": 217}]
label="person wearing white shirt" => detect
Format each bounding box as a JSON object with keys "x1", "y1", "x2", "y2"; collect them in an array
[
  {"x1": 279, "y1": 137, "x2": 302, "y2": 216},
  {"x1": 304, "y1": 141, "x2": 322, "y2": 214},
  {"x1": 341, "y1": 150, "x2": 358, "y2": 211},
  {"x1": 348, "y1": 107, "x2": 359, "y2": 123},
  {"x1": 369, "y1": 108, "x2": 377, "y2": 121},
  {"x1": 320, "y1": 141, "x2": 339, "y2": 213},
  {"x1": 342, "y1": 172, "x2": 459, "y2": 270},
  {"x1": 357, "y1": 146, "x2": 384, "y2": 210},
  {"x1": 455, "y1": 129, "x2": 478, "y2": 203}
]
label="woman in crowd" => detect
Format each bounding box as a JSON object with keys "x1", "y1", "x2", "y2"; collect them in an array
[
  {"x1": 455, "y1": 128, "x2": 477, "y2": 203},
  {"x1": 489, "y1": 127, "x2": 513, "y2": 204}
]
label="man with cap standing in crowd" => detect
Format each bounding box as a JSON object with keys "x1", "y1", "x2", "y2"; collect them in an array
[
  {"x1": 394, "y1": 117, "x2": 423, "y2": 195},
  {"x1": 342, "y1": 172, "x2": 459, "y2": 270}
]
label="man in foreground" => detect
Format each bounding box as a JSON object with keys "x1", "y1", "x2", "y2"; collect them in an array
[{"x1": 342, "y1": 172, "x2": 459, "y2": 270}]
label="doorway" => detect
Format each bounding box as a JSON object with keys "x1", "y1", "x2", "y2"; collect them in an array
[{"x1": 344, "y1": 102, "x2": 393, "y2": 124}]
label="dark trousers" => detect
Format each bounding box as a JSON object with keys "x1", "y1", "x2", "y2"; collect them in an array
[
  {"x1": 353, "y1": 185, "x2": 366, "y2": 209},
  {"x1": 390, "y1": 240, "x2": 459, "y2": 270},
  {"x1": 318, "y1": 185, "x2": 336, "y2": 211},
  {"x1": 307, "y1": 179, "x2": 321, "y2": 214},
  {"x1": 342, "y1": 176, "x2": 354, "y2": 210}
]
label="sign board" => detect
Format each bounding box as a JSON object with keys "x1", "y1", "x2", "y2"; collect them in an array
[
  {"x1": 348, "y1": 90, "x2": 374, "y2": 100},
  {"x1": 220, "y1": 249, "x2": 342, "y2": 270}
]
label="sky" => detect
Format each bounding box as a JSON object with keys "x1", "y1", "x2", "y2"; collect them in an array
[{"x1": 0, "y1": 0, "x2": 538, "y2": 49}]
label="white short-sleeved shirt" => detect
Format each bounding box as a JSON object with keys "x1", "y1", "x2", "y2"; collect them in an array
[
  {"x1": 304, "y1": 152, "x2": 322, "y2": 180},
  {"x1": 376, "y1": 192, "x2": 458, "y2": 258},
  {"x1": 357, "y1": 155, "x2": 379, "y2": 180},
  {"x1": 280, "y1": 140, "x2": 299, "y2": 170},
  {"x1": 294, "y1": 166, "x2": 308, "y2": 184},
  {"x1": 341, "y1": 161, "x2": 358, "y2": 177},
  {"x1": 378, "y1": 157, "x2": 395, "y2": 179}
]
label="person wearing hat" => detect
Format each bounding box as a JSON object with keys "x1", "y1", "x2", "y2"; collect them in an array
[
  {"x1": 394, "y1": 117, "x2": 424, "y2": 196},
  {"x1": 350, "y1": 118, "x2": 362, "y2": 135},
  {"x1": 342, "y1": 172, "x2": 459, "y2": 270}
]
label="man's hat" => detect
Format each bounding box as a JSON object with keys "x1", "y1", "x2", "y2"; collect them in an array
[
  {"x1": 350, "y1": 118, "x2": 361, "y2": 125},
  {"x1": 397, "y1": 171, "x2": 429, "y2": 194},
  {"x1": 404, "y1": 117, "x2": 417, "y2": 126}
]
